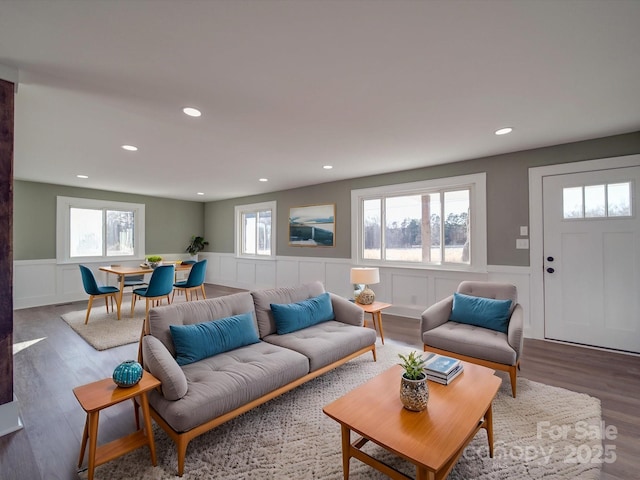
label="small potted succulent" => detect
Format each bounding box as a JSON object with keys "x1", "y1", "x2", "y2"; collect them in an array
[
  {"x1": 398, "y1": 351, "x2": 429, "y2": 411},
  {"x1": 146, "y1": 255, "x2": 163, "y2": 269}
]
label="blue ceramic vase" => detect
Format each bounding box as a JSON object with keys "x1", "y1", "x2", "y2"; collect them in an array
[{"x1": 112, "y1": 360, "x2": 143, "y2": 388}]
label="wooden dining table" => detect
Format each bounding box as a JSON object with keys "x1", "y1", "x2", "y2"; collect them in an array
[{"x1": 99, "y1": 263, "x2": 192, "y2": 320}]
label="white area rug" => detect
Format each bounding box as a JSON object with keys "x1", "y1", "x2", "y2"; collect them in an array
[{"x1": 79, "y1": 343, "x2": 602, "y2": 479}]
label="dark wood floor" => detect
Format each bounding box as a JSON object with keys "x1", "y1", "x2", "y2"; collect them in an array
[{"x1": 2, "y1": 284, "x2": 638, "y2": 479}]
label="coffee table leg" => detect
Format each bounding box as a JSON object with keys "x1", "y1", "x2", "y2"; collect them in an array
[
  {"x1": 340, "y1": 424, "x2": 351, "y2": 480},
  {"x1": 485, "y1": 403, "x2": 494, "y2": 458}
]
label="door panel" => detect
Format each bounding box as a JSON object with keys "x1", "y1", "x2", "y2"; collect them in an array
[{"x1": 543, "y1": 166, "x2": 640, "y2": 353}]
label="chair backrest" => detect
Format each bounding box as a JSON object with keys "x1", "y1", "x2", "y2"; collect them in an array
[
  {"x1": 144, "y1": 264, "x2": 175, "y2": 297},
  {"x1": 183, "y1": 259, "x2": 207, "y2": 287},
  {"x1": 79, "y1": 265, "x2": 100, "y2": 295}
]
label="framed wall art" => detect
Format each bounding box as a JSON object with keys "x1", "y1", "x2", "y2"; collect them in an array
[{"x1": 288, "y1": 204, "x2": 335, "y2": 247}]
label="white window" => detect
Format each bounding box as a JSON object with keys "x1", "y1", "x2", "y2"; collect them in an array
[
  {"x1": 56, "y1": 196, "x2": 145, "y2": 263},
  {"x1": 563, "y1": 181, "x2": 633, "y2": 219},
  {"x1": 235, "y1": 201, "x2": 276, "y2": 258},
  {"x1": 352, "y1": 173, "x2": 487, "y2": 270}
]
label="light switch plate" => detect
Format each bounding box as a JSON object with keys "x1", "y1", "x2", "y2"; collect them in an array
[
  {"x1": 520, "y1": 226, "x2": 528, "y2": 236},
  {"x1": 516, "y1": 238, "x2": 529, "y2": 249}
]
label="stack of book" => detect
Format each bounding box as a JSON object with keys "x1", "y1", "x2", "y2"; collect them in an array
[{"x1": 423, "y1": 353, "x2": 464, "y2": 385}]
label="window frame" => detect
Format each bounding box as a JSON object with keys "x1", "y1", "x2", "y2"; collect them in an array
[
  {"x1": 234, "y1": 200, "x2": 277, "y2": 259},
  {"x1": 351, "y1": 173, "x2": 487, "y2": 271},
  {"x1": 56, "y1": 196, "x2": 146, "y2": 264}
]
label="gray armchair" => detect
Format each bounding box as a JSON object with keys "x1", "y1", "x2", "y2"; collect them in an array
[{"x1": 420, "y1": 281, "x2": 523, "y2": 397}]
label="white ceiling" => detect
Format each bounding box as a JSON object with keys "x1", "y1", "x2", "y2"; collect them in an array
[{"x1": 1, "y1": 0, "x2": 639, "y2": 202}]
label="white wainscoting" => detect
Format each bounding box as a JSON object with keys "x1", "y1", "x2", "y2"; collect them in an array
[
  {"x1": 199, "y1": 252, "x2": 535, "y2": 338},
  {"x1": 14, "y1": 254, "x2": 534, "y2": 338},
  {"x1": 13, "y1": 255, "x2": 191, "y2": 309}
]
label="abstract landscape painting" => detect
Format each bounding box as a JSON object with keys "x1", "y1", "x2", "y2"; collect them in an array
[{"x1": 289, "y1": 204, "x2": 335, "y2": 247}]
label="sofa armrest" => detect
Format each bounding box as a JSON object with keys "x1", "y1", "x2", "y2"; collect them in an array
[
  {"x1": 507, "y1": 303, "x2": 524, "y2": 361},
  {"x1": 142, "y1": 335, "x2": 188, "y2": 401},
  {"x1": 330, "y1": 293, "x2": 365, "y2": 326},
  {"x1": 420, "y1": 295, "x2": 453, "y2": 336}
]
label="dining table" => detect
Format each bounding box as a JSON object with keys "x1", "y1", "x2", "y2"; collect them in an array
[{"x1": 99, "y1": 262, "x2": 192, "y2": 320}]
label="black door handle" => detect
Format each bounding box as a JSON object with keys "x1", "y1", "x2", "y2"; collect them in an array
[
  {"x1": 547, "y1": 256, "x2": 554, "y2": 262},
  {"x1": 546, "y1": 267, "x2": 555, "y2": 274}
]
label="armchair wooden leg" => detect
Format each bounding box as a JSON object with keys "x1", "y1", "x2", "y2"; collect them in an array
[
  {"x1": 509, "y1": 364, "x2": 518, "y2": 398},
  {"x1": 200, "y1": 284, "x2": 206, "y2": 299}
]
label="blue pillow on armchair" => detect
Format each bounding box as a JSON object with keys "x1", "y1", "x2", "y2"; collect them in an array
[
  {"x1": 270, "y1": 292, "x2": 335, "y2": 334},
  {"x1": 449, "y1": 292, "x2": 512, "y2": 334}
]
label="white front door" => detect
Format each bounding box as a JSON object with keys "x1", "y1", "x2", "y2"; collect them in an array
[{"x1": 543, "y1": 166, "x2": 640, "y2": 353}]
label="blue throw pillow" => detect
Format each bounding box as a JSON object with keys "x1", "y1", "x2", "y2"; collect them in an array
[
  {"x1": 170, "y1": 312, "x2": 260, "y2": 366},
  {"x1": 449, "y1": 292, "x2": 512, "y2": 334},
  {"x1": 270, "y1": 292, "x2": 335, "y2": 335}
]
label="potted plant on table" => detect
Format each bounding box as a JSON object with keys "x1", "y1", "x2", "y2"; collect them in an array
[
  {"x1": 146, "y1": 255, "x2": 163, "y2": 269},
  {"x1": 186, "y1": 236, "x2": 209, "y2": 261},
  {"x1": 398, "y1": 351, "x2": 429, "y2": 411}
]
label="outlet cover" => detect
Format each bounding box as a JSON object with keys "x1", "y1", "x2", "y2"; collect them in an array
[
  {"x1": 516, "y1": 238, "x2": 529, "y2": 249},
  {"x1": 520, "y1": 226, "x2": 528, "y2": 236}
]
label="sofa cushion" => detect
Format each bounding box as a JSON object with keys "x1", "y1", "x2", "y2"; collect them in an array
[
  {"x1": 147, "y1": 342, "x2": 310, "y2": 433},
  {"x1": 251, "y1": 281, "x2": 326, "y2": 338},
  {"x1": 270, "y1": 292, "x2": 334, "y2": 334},
  {"x1": 170, "y1": 312, "x2": 260, "y2": 366},
  {"x1": 142, "y1": 335, "x2": 188, "y2": 400},
  {"x1": 263, "y1": 321, "x2": 377, "y2": 372},
  {"x1": 449, "y1": 292, "x2": 512, "y2": 334}
]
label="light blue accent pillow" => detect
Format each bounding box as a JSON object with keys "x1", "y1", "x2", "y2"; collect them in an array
[
  {"x1": 449, "y1": 292, "x2": 512, "y2": 334},
  {"x1": 170, "y1": 312, "x2": 260, "y2": 366},
  {"x1": 270, "y1": 292, "x2": 335, "y2": 335}
]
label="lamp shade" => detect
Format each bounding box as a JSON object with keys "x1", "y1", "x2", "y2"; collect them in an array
[{"x1": 350, "y1": 267, "x2": 380, "y2": 285}]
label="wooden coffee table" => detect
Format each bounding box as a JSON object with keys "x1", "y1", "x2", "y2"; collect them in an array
[{"x1": 323, "y1": 361, "x2": 501, "y2": 480}]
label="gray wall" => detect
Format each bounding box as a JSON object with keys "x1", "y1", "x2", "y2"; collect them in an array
[
  {"x1": 14, "y1": 181, "x2": 205, "y2": 260},
  {"x1": 205, "y1": 131, "x2": 640, "y2": 266}
]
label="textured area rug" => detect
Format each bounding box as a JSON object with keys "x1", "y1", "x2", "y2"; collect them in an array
[
  {"x1": 79, "y1": 344, "x2": 602, "y2": 479},
  {"x1": 62, "y1": 294, "x2": 193, "y2": 350},
  {"x1": 61, "y1": 307, "x2": 144, "y2": 350}
]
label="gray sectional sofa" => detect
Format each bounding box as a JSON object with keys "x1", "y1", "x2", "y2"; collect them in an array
[{"x1": 141, "y1": 281, "x2": 377, "y2": 476}]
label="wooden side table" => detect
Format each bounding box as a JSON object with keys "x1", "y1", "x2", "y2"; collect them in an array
[
  {"x1": 355, "y1": 301, "x2": 392, "y2": 344},
  {"x1": 73, "y1": 370, "x2": 161, "y2": 480}
]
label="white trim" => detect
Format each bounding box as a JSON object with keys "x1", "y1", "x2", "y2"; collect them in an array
[
  {"x1": 350, "y1": 173, "x2": 487, "y2": 271},
  {"x1": 529, "y1": 153, "x2": 640, "y2": 340},
  {"x1": 0, "y1": 395, "x2": 23, "y2": 437},
  {"x1": 56, "y1": 196, "x2": 145, "y2": 264}
]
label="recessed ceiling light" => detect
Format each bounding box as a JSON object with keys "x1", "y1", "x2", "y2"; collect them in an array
[
  {"x1": 121, "y1": 144, "x2": 138, "y2": 151},
  {"x1": 197, "y1": 192, "x2": 204, "y2": 196},
  {"x1": 183, "y1": 107, "x2": 202, "y2": 117},
  {"x1": 495, "y1": 127, "x2": 513, "y2": 136},
  {"x1": 259, "y1": 178, "x2": 268, "y2": 182},
  {"x1": 323, "y1": 165, "x2": 333, "y2": 170},
  {"x1": 76, "y1": 174, "x2": 89, "y2": 179}
]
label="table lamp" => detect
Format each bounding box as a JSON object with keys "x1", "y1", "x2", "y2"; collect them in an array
[{"x1": 350, "y1": 267, "x2": 380, "y2": 305}]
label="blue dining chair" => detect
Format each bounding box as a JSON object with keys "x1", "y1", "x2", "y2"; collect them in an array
[
  {"x1": 131, "y1": 264, "x2": 175, "y2": 320},
  {"x1": 172, "y1": 259, "x2": 207, "y2": 302},
  {"x1": 79, "y1": 265, "x2": 120, "y2": 324}
]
